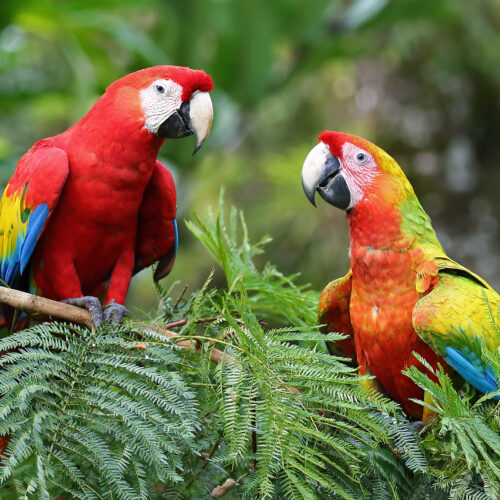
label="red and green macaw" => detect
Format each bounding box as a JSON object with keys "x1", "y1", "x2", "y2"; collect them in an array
[
  {"x1": 0, "y1": 65, "x2": 213, "y2": 327},
  {"x1": 302, "y1": 130, "x2": 500, "y2": 420}
]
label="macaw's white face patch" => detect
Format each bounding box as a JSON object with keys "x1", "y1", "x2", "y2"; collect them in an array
[
  {"x1": 341, "y1": 142, "x2": 378, "y2": 209},
  {"x1": 140, "y1": 79, "x2": 183, "y2": 134}
]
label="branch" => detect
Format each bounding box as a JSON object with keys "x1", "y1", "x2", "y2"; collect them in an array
[
  {"x1": 0, "y1": 288, "x2": 309, "y2": 392},
  {"x1": 0, "y1": 288, "x2": 296, "y2": 390},
  {"x1": 135, "y1": 322, "x2": 227, "y2": 363},
  {"x1": 0, "y1": 287, "x2": 92, "y2": 324},
  {"x1": 165, "y1": 315, "x2": 222, "y2": 329},
  {"x1": 0, "y1": 287, "x2": 227, "y2": 363},
  {"x1": 0, "y1": 288, "x2": 306, "y2": 382},
  {"x1": 210, "y1": 478, "x2": 237, "y2": 498},
  {"x1": 1, "y1": 285, "x2": 311, "y2": 480}
]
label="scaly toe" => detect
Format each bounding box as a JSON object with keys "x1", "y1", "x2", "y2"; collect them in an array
[
  {"x1": 103, "y1": 300, "x2": 130, "y2": 324},
  {"x1": 62, "y1": 296, "x2": 104, "y2": 328}
]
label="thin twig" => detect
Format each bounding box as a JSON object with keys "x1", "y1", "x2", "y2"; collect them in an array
[
  {"x1": 165, "y1": 315, "x2": 222, "y2": 329},
  {"x1": 166, "y1": 315, "x2": 266, "y2": 329},
  {"x1": 171, "y1": 285, "x2": 188, "y2": 311},
  {"x1": 185, "y1": 436, "x2": 221, "y2": 491},
  {"x1": 135, "y1": 322, "x2": 228, "y2": 363}
]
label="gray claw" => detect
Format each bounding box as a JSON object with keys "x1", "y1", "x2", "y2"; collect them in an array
[
  {"x1": 62, "y1": 296, "x2": 104, "y2": 328},
  {"x1": 103, "y1": 300, "x2": 130, "y2": 324}
]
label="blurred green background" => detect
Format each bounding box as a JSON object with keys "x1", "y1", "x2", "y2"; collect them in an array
[{"x1": 0, "y1": 0, "x2": 499, "y2": 315}]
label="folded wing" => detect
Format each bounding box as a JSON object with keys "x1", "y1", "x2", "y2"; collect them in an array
[
  {"x1": 134, "y1": 160, "x2": 177, "y2": 281},
  {"x1": 0, "y1": 144, "x2": 69, "y2": 287},
  {"x1": 413, "y1": 259, "x2": 500, "y2": 397}
]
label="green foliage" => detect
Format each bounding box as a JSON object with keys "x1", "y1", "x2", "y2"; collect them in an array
[
  {"x1": 163, "y1": 196, "x2": 401, "y2": 498},
  {"x1": 405, "y1": 354, "x2": 500, "y2": 499},
  {"x1": 1, "y1": 199, "x2": 500, "y2": 498},
  {"x1": 0, "y1": 322, "x2": 200, "y2": 498},
  {"x1": 185, "y1": 189, "x2": 319, "y2": 327}
]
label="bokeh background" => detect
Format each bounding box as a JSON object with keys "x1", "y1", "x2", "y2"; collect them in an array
[{"x1": 0, "y1": 0, "x2": 499, "y2": 315}]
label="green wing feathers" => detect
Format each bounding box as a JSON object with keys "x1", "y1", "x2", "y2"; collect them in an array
[{"x1": 413, "y1": 260, "x2": 500, "y2": 396}]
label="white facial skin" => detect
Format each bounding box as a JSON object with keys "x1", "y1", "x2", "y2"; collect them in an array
[
  {"x1": 140, "y1": 79, "x2": 183, "y2": 134},
  {"x1": 340, "y1": 142, "x2": 378, "y2": 209}
]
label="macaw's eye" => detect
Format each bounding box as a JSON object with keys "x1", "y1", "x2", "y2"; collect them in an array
[
  {"x1": 155, "y1": 84, "x2": 166, "y2": 95},
  {"x1": 356, "y1": 152, "x2": 369, "y2": 164}
]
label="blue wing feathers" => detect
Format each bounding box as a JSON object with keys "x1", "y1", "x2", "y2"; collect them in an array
[
  {"x1": 173, "y1": 218, "x2": 178, "y2": 255},
  {"x1": 20, "y1": 204, "x2": 49, "y2": 274},
  {"x1": 1, "y1": 203, "x2": 49, "y2": 286},
  {"x1": 2, "y1": 238, "x2": 21, "y2": 286},
  {"x1": 445, "y1": 346, "x2": 500, "y2": 398}
]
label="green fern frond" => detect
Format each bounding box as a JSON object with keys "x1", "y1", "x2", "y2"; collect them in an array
[
  {"x1": 2, "y1": 195, "x2": 500, "y2": 498},
  {"x1": 0, "y1": 322, "x2": 200, "y2": 498},
  {"x1": 405, "y1": 352, "x2": 500, "y2": 497}
]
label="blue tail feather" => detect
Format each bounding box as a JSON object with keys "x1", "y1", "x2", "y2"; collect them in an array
[
  {"x1": 445, "y1": 346, "x2": 500, "y2": 399},
  {"x1": 173, "y1": 218, "x2": 178, "y2": 256}
]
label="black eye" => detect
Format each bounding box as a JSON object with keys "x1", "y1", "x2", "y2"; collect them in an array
[
  {"x1": 155, "y1": 84, "x2": 165, "y2": 94},
  {"x1": 356, "y1": 153, "x2": 368, "y2": 163}
]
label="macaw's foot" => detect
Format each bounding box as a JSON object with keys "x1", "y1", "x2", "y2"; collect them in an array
[
  {"x1": 103, "y1": 300, "x2": 130, "y2": 324},
  {"x1": 62, "y1": 296, "x2": 104, "y2": 328},
  {"x1": 410, "y1": 420, "x2": 426, "y2": 433}
]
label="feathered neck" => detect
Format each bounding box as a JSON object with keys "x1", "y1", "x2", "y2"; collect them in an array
[{"x1": 347, "y1": 171, "x2": 442, "y2": 256}]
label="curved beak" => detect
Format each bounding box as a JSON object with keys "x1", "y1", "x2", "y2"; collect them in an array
[
  {"x1": 157, "y1": 91, "x2": 213, "y2": 154},
  {"x1": 301, "y1": 142, "x2": 350, "y2": 210}
]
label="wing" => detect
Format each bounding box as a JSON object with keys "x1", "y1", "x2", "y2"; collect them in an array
[
  {"x1": 413, "y1": 259, "x2": 500, "y2": 396},
  {"x1": 319, "y1": 270, "x2": 356, "y2": 360},
  {"x1": 134, "y1": 160, "x2": 177, "y2": 281},
  {"x1": 0, "y1": 144, "x2": 69, "y2": 287}
]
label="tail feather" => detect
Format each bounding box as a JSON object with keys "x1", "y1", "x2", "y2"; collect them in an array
[{"x1": 445, "y1": 346, "x2": 500, "y2": 398}]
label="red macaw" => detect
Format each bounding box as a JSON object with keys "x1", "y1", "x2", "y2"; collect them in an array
[
  {"x1": 302, "y1": 131, "x2": 500, "y2": 421},
  {"x1": 0, "y1": 65, "x2": 213, "y2": 327}
]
